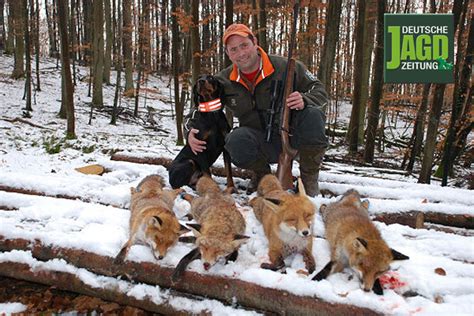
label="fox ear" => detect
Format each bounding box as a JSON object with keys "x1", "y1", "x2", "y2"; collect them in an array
[
  {"x1": 263, "y1": 198, "x2": 280, "y2": 213},
  {"x1": 187, "y1": 223, "x2": 202, "y2": 237},
  {"x1": 231, "y1": 234, "x2": 250, "y2": 248},
  {"x1": 319, "y1": 204, "x2": 327, "y2": 213},
  {"x1": 391, "y1": 248, "x2": 409, "y2": 261},
  {"x1": 353, "y1": 237, "x2": 368, "y2": 252},
  {"x1": 150, "y1": 216, "x2": 163, "y2": 230},
  {"x1": 361, "y1": 199, "x2": 370, "y2": 210},
  {"x1": 297, "y1": 177, "x2": 307, "y2": 196}
]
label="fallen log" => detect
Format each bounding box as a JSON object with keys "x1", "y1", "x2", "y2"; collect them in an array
[
  {"x1": 424, "y1": 223, "x2": 474, "y2": 237},
  {"x1": 111, "y1": 153, "x2": 254, "y2": 180},
  {"x1": 0, "y1": 260, "x2": 211, "y2": 315},
  {"x1": 424, "y1": 212, "x2": 474, "y2": 230},
  {"x1": 372, "y1": 211, "x2": 424, "y2": 229},
  {"x1": 0, "y1": 185, "x2": 121, "y2": 208},
  {"x1": 0, "y1": 236, "x2": 380, "y2": 316}
]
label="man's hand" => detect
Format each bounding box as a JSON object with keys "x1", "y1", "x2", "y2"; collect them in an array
[
  {"x1": 286, "y1": 91, "x2": 304, "y2": 110},
  {"x1": 188, "y1": 129, "x2": 206, "y2": 155}
]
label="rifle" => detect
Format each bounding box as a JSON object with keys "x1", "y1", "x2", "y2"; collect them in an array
[
  {"x1": 265, "y1": 80, "x2": 283, "y2": 143},
  {"x1": 276, "y1": 0, "x2": 299, "y2": 190}
]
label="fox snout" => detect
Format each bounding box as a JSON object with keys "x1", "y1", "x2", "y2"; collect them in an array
[
  {"x1": 203, "y1": 262, "x2": 211, "y2": 270},
  {"x1": 300, "y1": 229, "x2": 310, "y2": 237}
]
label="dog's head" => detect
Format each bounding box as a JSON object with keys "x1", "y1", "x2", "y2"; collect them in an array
[{"x1": 193, "y1": 75, "x2": 223, "y2": 106}]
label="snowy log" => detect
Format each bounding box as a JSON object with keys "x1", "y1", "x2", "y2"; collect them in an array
[
  {"x1": 424, "y1": 212, "x2": 474, "y2": 230},
  {"x1": 0, "y1": 236, "x2": 380, "y2": 316},
  {"x1": 372, "y1": 211, "x2": 425, "y2": 229},
  {"x1": 110, "y1": 153, "x2": 254, "y2": 179}
]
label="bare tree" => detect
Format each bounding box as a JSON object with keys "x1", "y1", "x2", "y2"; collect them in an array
[
  {"x1": 57, "y1": 0, "x2": 76, "y2": 138},
  {"x1": 92, "y1": 0, "x2": 104, "y2": 107}
]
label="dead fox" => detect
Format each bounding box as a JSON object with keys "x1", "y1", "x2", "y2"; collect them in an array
[
  {"x1": 114, "y1": 175, "x2": 187, "y2": 264},
  {"x1": 313, "y1": 189, "x2": 409, "y2": 293},
  {"x1": 250, "y1": 174, "x2": 316, "y2": 273},
  {"x1": 172, "y1": 176, "x2": 248, "y2": 280}
]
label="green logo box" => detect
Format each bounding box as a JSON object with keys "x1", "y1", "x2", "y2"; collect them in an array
[{"x1": 384, "y1": 14, "x2": 454, "y2": 83}]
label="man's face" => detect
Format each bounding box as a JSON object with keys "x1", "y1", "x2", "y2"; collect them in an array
[{"x1": 225, "y1": 35, "x2": 259, "y2": 73}]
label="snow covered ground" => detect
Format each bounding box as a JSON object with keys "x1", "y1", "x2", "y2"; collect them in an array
[{"x1": 0, "y1": 55, "x2": 473, "y2": 315}]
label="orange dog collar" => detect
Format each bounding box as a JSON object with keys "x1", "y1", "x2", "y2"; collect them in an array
[{"x1": 198, "y1": 98, "x2": 222, "y2": 112}]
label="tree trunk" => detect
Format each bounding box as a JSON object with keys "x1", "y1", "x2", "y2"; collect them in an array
[
  {"x1": 347, "y1": 0, "x2": 366, "y2": 153},
  {"x1": 439, "y1": 0, "x2": 471, "y2": 185},
  {"x1": 357, "y1": 0, "x2": 376, "y2": 143},
  {"x1": 103, "y1": 0, "x2": 112, "y2": 84},
  {"x1": 191, "y1": 0, "x2": 200, "y2": 84},
  {"x1": 45, "y1": 0, "x2": 58, "y2": 58},
  {"x1": 258, "y1": 0, "x2": 267, "y2": 52},
  {"x1": 11, "y1": 0, "x2": 25, "y2": 79},
  {"x1": 224, "y1": 0, "x2": 233, "y2": 127},
  {"x1": 159, "y1": 0, "x2": 169, "y2": 73},
  {"x1": 92, "y1": 0, "x2": 104, "y2": 107},
  {"x1": 0, "y1": 0, "x2": 5, "y2": 51},
  {"x1": 363, "y1": 0, "x2": 385, "y2": 163},
  {"x1": 405, "y1": 83, "x2": 431, "y2": 172},
  {"x1": 317, "y1": 0, "x2": 342, "y2": 91},
  {"x1": 82, "y1": 0, "x2": 92, "y2": 63},
  {"x1": 418, "y1": 84, "x2": 446, "y2": 183},
  {"x1": 5, "y1": 0, "x2": 14, "y2": 54},
  {"x1": 22, "y1": 0, "x2": 32, "y2": 111},
  {"x1": 122, "y1": 0, "x2": 134, "y2": 96},
  {"x1": 57, "y1": 0, "x2": 76, "y2": 138},
  {"x1": 34, "y1": 0, "x2": 40, "y2": 90},
  {"x1": 171, "y1": 0, "x2": 183, "y2": 145}
]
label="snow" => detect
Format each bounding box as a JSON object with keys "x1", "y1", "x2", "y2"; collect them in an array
[
  {"x1": 0, "y1": 302, "x2": 28, "y2": 314},
  {"x1": 0, "y1": 54, "x2": 473, "y2": 315}
]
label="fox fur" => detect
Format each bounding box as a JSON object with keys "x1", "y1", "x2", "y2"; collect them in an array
[
  {"x1": 315, "y1": 189, "x2": 409, "y2": 292},
  {"x1": 188, "y1": 176, "x2": 248, "y2": 270},
  {"x1": 250, "y1": 174, "x2": 316, "y2": 273},
  {"x1": 114, "y1": 175, "x2": 187, "y2": 264}
]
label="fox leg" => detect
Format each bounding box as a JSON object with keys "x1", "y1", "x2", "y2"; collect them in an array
[
  {"x1": 302, "y1": 247, "x2": 316, "y2": 274},
  {"x1": 312, "y1": 261, "x2": 333, "y2": 281},
  {"x1": 261, "y1": 250, "x2": 285, "y2": 271},
  {"x1": 330, "y1": 261, "x2": 345, "y2": 274}
]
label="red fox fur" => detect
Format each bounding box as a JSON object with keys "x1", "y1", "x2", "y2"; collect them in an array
[
  {"x1": 188, "y1": 176, "x2": 248, "y2": 270},
  {"x1": 114, "y1": 175, "x2": 186, "y2": 264},
  {"x1": 250, "y1": 174, "x2": 316, "y2": 273},
  {"x1": 316, "y1": 189, "x2": 409, "y2": 292}
]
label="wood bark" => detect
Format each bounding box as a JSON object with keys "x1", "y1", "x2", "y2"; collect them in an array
[
  {"x1": 34, "y1": 0, "x2": 40, "y2": 90},
  {"x1": 190, "y1": 0, "x2": 200, "y2": 84},
  {"x1": 45, "y1": 0, "x2": 58, "y2": 58},
  {"x1": 103, "y1": 0, "x2": 112, "y2": 84},
  {"x1": 363, "y1": 0, "x2": 385, "y2": 163},
  {"x1": 0, "y1": 261, "x2": 193, "y2": 315},
  {"x1": 258, "y1": 0, "x2": 267, "y2": 52},
  {"x1": 57, "y1": 0, "x2": 76, "y2": 138},
  {"x1": 11, "y1": 0, "x2": 25, "y2": 79},
  {"x1": 372, "y1": 211, "x2": 424, "y2": 229},
  {"x1": 0, "y1": 237, "x2": 381, "y2": 316},
  {"x1": 122, "y1": 0, "x2": 134, "y2": 96},
  {"x1": 23, "y1": 0, "x2": 32, "y2": 111},
  {"x1": 171, "y1": 0, "x2": 183, "y2": 145},
  {"x1": 317, "y1": 0, "x2": 342, "y2": 92},
  {"x1": 92, "y1": 0, "x2": 104, "y2": 107},
  {"x1": 347, "y1": 0, "x2": 366, "y2": 153},
  {"x1": 418, "y1": 83, "x2": 446, "y2": 184}
]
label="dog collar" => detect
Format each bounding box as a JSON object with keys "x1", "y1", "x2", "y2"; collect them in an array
[{"x1": 198, "y1": 98, "x2": 222, "y2": 112}]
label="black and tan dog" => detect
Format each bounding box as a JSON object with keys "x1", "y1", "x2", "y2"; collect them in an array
[{"x1": 169, "y1": 75, "x2": 235, "y2": 191}]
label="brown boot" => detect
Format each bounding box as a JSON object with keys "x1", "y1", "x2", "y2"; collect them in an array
[
  {"x1": 299, "y1": 146, "x2": 326, "y2": 197},
  {"x1": 246, "y1": 160, "x2": 271, "y2": 194}
]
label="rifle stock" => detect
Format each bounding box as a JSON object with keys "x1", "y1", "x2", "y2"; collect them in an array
[{"x1": 276, "y1": 58, "x2": 298, "y2": 190}]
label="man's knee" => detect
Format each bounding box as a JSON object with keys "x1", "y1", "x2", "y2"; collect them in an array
[
  {"x1": 225, "y1": 127, "x2": 261, "y2": 168},
  {"x1": 293, "y1": 107, "x2": 328, "y2": 148}
]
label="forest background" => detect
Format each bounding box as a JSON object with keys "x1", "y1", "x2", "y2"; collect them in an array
[{"x1": 0, "y1": 0, "x2": 472, "y2": 188}]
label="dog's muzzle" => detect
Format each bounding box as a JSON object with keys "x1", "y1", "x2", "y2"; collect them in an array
[{"x1": 198, "y1": 98, "x2": 222, "y2": 112}]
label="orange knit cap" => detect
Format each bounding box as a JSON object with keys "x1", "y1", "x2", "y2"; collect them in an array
[{"x1": 223, "y1": 24, "x2": 254, "y2": 45}]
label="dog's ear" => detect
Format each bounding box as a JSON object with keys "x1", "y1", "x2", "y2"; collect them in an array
[{"x1": 192, "y1": 82, "x2": 200, "y2": 107}]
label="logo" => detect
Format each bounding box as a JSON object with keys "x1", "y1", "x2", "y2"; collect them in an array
[{"x1": 384, "y1": 14, "x2": 454, "y2": 83}]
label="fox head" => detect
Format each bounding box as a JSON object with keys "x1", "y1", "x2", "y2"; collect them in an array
[
  {"x1": 264, "y1": 178, "x2": 315, "y2": 238},
  {"x1": 189, "y1": 223, "x2": 249, "y2": 270},
  {"x1": 144, "y1": 212, "x2": 188, "y2": 260},
  {"x1": 345, "y1": 237, "x2": 395, "y2": 291}
]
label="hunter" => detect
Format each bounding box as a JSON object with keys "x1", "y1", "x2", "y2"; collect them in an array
[{"x1": 186, "y1": 23, "x2": 328, "y2": 196}]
